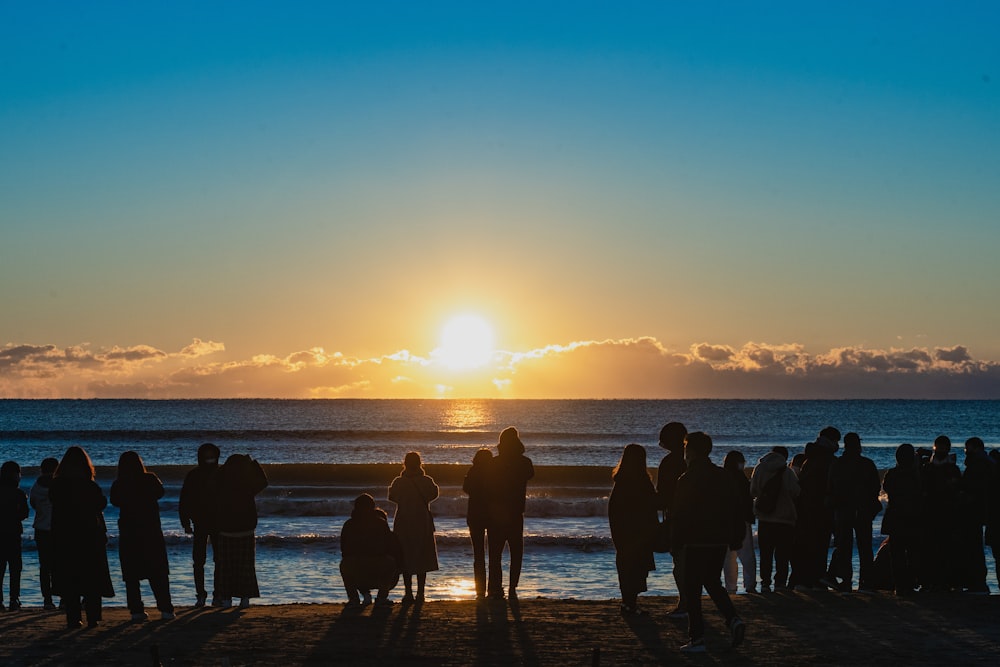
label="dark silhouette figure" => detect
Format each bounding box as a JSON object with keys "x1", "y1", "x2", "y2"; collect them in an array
[
  {"x1": 608, "y1": 444, "x2": 659, "y2": 615},
  {"x1": 179, "y1": 442, "x2": 221, "y2": 607},
  {"x1": 29, "y1": 456, "x2": 59, "y2": 610},
  {"x1": 880, "y1": 443, "x2": 923, "y2": 595},
  {"x1": 340, "y1": 493, "x2": 402, "y2": 608},
  {"x1": 958, "y1": 437, "x2": 993, "y2": 594},
  {"x1": 751, "y1": 447, "x2": 799, "y2": 592},
  {"x1": 110, "y1": 451, "x2": 175, "y2": 621},
  {"x1": 722, "y1": 451, "x2": 757, "y2": 595},
  {"x1": 388, "y1": 451, "x2": 440, "y2": 602},
  {"x1": 0, "y1": 461, "x2": 29, "y2": 611},
  {"x1": 986, "y1": 449, "x2": 1000, "y2": 586},
  {"x1": 825, "y1": 432, "x2": 881, "y2": 593},
  {"x1": 790, "y1": 427, "x2": 840, "y2": 590},
  {"x1": 462, "y1": 448, "x2": 493, "y2": 600},
  {"x1": 655, "y1": 421, "x2": 688, "y2": 616},
  {"x1": 919, "y1": 435, "x2": 962, "y2": 591},
  {"x1": 50, "y1": 446, "x2": 114, "y2": 628},
  {"x1": 671, "y1": 432, "x2": 746, "y2": 653},
  {"x1": 215, "y1": 453, "x2": 268, "y2": 608},
  {"x1": 487, "y1": 427, "x2": 534, "y2": 600}
]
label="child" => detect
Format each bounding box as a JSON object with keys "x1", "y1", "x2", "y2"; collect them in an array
[
  {"x1": 0, "y1": 460, "x2": 30, "y2": 611},
  {"x1": 30, "y1": 457, "x2": 59, "y2": 609}
]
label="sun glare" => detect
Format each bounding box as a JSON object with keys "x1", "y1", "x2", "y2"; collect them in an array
[{"x1": 434, "y1": 314, "x2": 496, "y2": 370}]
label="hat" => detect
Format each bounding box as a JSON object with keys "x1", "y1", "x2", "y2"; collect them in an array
[{"x1": 498, "y1": 426, "x2": 525, "y2": 455}]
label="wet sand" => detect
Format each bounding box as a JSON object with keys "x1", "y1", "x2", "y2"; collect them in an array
[{"x1": 1, "y1": 591, "x2": 997, "y2": 666}]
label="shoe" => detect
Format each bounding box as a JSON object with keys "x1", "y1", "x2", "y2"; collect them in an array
[
  {"x1": 345, "y1": 599, "x2": 362, "y2": 609},
  {"x1": 666, "y1": 607, "x2": 688, "y2": 619},
  {"x1": 44, "y1": 599, "x2": 57, "y2": 611},
  {"x1": 161, "y1": 611, "x2": 176, "y2": 620},
  {"x1": 239, "y1": 598, "x2": 250, "y2": 609},
  {"x1": 218, "y1": 598, "x2": 233, "y2": 608},
  {"x1": 508, "y1": 588, "x2": 517, "y2": 600},
  {"x1": 620, "y1": 603, "x2": 648, "y2": 616},
  {"x1": 964, "y1": 586, "x2": 990, "y2": 596},
  {"x1": 793, "y1": 585, "x2": 811, "y2": 592},
  {"x1": 195, "y1": 595, "x2": 207, "y2": 608},
  {"x1": 362, "y1": 594, "x2": 373, "y2": 606},
  {"x1": 415, "y1": 594, "x2": 426, "y2": 603},
  {"x1": 857, "y1": 587, "x2": 876, "y2": 595},
  {"x1": 67, "y1": 620, "x2": 83, "y2": 629},
  {"x1": 729, "y1": 617, "x2": 746, "y2": 648},
  {"x1": 680, "y1": 638, "x2": 706, "y2": 653},
  {"x1": 7, "y1": 599, "x2": 21, "y2": 611},
  {"x1": 774, "y1": 584, "x2": 789, "y2": 592},
  {"x1": 86, "y1": 620, "x2": 100, "y2": 629},
  {"x1": 402, "y1": 592, "x2": 414, "y2": 604},
  {"x1": 131, "y1": 612, "x2": 148, "y2": 623},
  {"x1": 374, "y1": 598, "x2": 394, "y2": 607},
  {"x1": 726, "y1": 587, "x2": 737, "y2": 594},
  {"x1": 0, "y1": 602, "x2": 5, "y2": 611},
  {"x1": 818, "y1": 577, "x2": 837, "y2": 590},
  {"x1": 760, "y1": 584, "x2": 771, "y2": 594}
]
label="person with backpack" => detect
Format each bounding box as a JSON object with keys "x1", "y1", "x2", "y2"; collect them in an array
[{"x1": 751, "y1": 446, "x2": 800, "y2": 593}]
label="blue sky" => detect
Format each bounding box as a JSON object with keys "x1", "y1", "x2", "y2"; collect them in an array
[{"x1": 2, "y1": 2, "x2": 999, "y2": 398}]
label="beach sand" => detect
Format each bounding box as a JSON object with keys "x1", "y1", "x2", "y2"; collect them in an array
[{"x1": 1, "y1": 592, "x2": 997, "y2": 666}]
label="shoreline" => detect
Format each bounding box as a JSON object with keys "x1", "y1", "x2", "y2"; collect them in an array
[{"x1": 2, "y1": 593, "x2": 998, "y2": 666}]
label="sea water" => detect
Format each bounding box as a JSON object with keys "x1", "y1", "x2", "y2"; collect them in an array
[{"x1": 1, "y1": 399, "x2": 997, "y2": 605}]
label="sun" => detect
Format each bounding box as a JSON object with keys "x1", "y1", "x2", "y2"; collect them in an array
[{"x1": 433, "y1": 314, "x2": 496, "y2": 370}]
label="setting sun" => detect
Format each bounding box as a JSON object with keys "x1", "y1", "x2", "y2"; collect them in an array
[{"x1": 433, "y1": 314, "x2": 496, "y2": 370}]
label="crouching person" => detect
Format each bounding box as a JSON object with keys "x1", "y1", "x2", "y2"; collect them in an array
[{"x1": 341, "y1": 494, "x2": 403, "y2": 608}]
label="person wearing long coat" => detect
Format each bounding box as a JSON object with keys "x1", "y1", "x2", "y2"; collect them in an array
[
  {"x1": 50, "y1": 446, "x2": 114, "y2": 629},
  {"x1": 215, "y1": 453, "x2": 269, "y2": 608},
  {"x1": 388, "y1": 451, "x2": 439, "y2": 602},
  {"x1": 608, "y1": 444, "x2": 659, "y2": 615},
  {"x1": 110, "y1": 451, "x2": 174, "y2": 621}
]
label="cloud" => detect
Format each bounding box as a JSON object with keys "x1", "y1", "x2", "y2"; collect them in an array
[{"x1": 1, "y1": 337, "x2": 999, "y2": 399}]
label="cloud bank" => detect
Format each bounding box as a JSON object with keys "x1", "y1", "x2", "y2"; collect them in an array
[{"x1": 1, "y1": 337, "x2": 999, "y2": 399}]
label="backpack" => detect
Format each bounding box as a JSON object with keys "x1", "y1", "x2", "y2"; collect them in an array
[{"x1": 756, "y1": 468, "x2": 784, "y2": 514}]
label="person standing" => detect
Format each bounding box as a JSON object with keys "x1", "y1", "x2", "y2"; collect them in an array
[
  {"x1": 179, "y1": 442, "x2": 221, "y2": 607},
  {"x1": 487, "y1": 427, "x2": 534, "y2": 601},
  {"x1": 655, "y1": 421, "x2": 688, "y2": 616},
  {"x1": 0, "y1": 461, "x2": 29, "y2": 611},
  {"x1": 919, "y1": 435, "x2": 962, "y2": 591},
  {"x1": 790, "y1": 427, "x2": 840, "y2": 590},
  {"x1": 388, "y1": 451, "x2": 439, "y2": 603},
  {"x1": 671, "y1": 432, "x2": 746, "y2": 653},
  {"x1": 50, "y1": 446, "x2": 114, "y2": 629},
  {"x1": 608, "y1": 444, "x2": 659, "y2": 615},
  {"x1": 215, "y1": 453, "x2": 268, "y2": 609},
  {"x1": 880, "y1": 443, "x2": 923, "y2": 596},
  {"x1": 29, "y1": 457, "x2": 59, "y2": 610},
  {"x1": 751, "y1": 447, "x2": 800, "y2": 593},
  {"x1": 958, "y1": 437, "x2": 993, "y2": 594},
  {"x1": 462, "y1": 448, "x2": 493, "y2": 600},
  {"x1": 723, "y1": 451, "x2": 757, "y2": 595},
  {"x1": 110, "y1": 451, "x2": 175, "y2": 621}
]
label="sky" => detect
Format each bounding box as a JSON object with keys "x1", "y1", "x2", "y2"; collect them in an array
[{"x1": 2, "y1": 1, "x2": 999, "y2": 399}]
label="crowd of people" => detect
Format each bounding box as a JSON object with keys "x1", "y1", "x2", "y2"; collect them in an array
[{"x1": 608, "y1": 422, "x2": 1000, "y2": 654}]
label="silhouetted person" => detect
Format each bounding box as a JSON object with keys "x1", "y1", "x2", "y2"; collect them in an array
[
  {"x1": 110, "y1": 451, "x2": 175, "y2": 621},
  {"x1": 825, "y1": 432, "x2": 881, "y2": 594},
  {"x1": 462, "y1": 448, "x2": 493, "y2": 600},
  {"x1": 958, "y1": 437, "x2": 993, "y2": 594},
  {"x1": 790, "y1": 453, "x2": 806, "y2": 477},
  {"x1": 919, "y1": 435, "x2": 962, "y2": 591},
  {"x1": 609, "y1": 444, "x2": 659, "y2": 615},
  {"x1": 655, "y1": 421, "x2": 688, "y2": 616},
  {"x1": 215, "y1": 453, "x2": 268, "y2": 609},
  {"x1": 986, "y1": 449, "x2": 1000, "y2": 586},
  {"x1": 671, "y1": 432, "x2": 746, "y2": 653},
  {"x1": 487, "y1": 426, "x2": 534, "y2": 600},
  {"x1": 790, "y1": 427, "x2": 839, "y2": 590},
  {"x1": 881, "y1": 443, "x2": 923, "y2": 596},
  {"x1": 388, "y1": 451, "x2": 439, "y2": 603},
  {"x1": 0, "y1": 461, "x2": 29, "y2": 611},
  {"x1": 723, "y1": 451, "x2": 757, "y2": 595},
  {"x1": 340, "y1": 493, "x2": 402, "y2": 608},
  {"x1": 29, "y1": 456, "x2": 59, "y2": 610},
  {"x1": 50, "y1": 446, "x2": 114, "y2": 628},
  {"x1": 179, "y1": 442, "x2": 221, "y2": 607},
  {"x1": 751, "y1": 446, "x2": 799, "y2": 593}
]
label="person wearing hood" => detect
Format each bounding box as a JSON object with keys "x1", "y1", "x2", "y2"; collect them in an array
[
  {"x1": 655, "y1": 421, "x2": 689, "y2": 617},
  {"x1": 0, "y1": 461, "x2": 30, "y2": 612},
  {"x1": 881, "y1": 443, "x2": 923, "y2": 596},
  {"x1": 215, "y1": 453, "x2": 268, "y2": 609},
  {"x1": 958, "y1": 437, "x2": 993, "y2": 594},
  {"x1": 824, "y1": 432, "x2": 881, "y2": 594},
  {"x1": 750, "y1": 447, "x2": 800, "y2": 593},
  {"x1": 789, "y1": 427, "x2": 840, "y2": 591},
  {"x1": 179, "y1": 443, "x2": 222, "y2": 607},
  {"x1": 340, "y1": 493, "x2": 403, "y2": 608},
  {"x1": 29, "y1": 457, "x2": 59, "y2": 610},
  {"x1": 486, "y1": 426, "x2": 534, "y2": 600}
]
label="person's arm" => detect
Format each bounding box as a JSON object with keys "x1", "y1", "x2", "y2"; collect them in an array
[{"x1": 18, "y1": 490, "x2": 29, "y2": 521}]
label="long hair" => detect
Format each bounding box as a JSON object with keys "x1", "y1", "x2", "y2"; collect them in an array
[
  {"x1": 612, "y1": 444, "x2": 649, "y2": 482},
  {"x1": 55, "y1": 445, "x2": 95, "y2": 481},
  {"x1": 723, "y1": 450, "x2": 746, "y2": 472},
  {"x1": 117, "y1": 450, "x2": 146, "y2": 479},
  {"x1": 402, "y1": 451, "x2": 423, "y2": 476}
]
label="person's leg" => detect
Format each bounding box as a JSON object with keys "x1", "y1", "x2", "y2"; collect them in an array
[
  {"x1": 84, "y1": 594, "x2": 102, "y2": 626},
  {"x1": 192, "y1": 529, "x2": 208, "y2": 603},
  {"x1": 0, "y1": 555, "x2": 7, "y2": 607},
  {"x1": 64, "y1": 590, "x2": 82, "y2": 626},
  {"x1": 36, "y1": 530, "x2": 54, "y2": 606},
  {"x1": 340, "y1": 561, "x2": 361, "y2": 603},
  {"x1": 773, "y1": 523, "x2": 794, "y2": 589},
  {"x1": 508, "y1": 515, "x2": 525, "y2": 594},
  {"x1": 738, "y1": 523, "x2": 757, "y2": 592},
  {"x1": 757, "y1": 521, "x2": 775, "y2": 589},
  {"x1": 126, "y1": 578, "x2": 144, "y2": 615},
  {"x1": 701, "y1": 545, "x2": 738, "y2": 623},
  {"x1": 723, "y1": 547, "x2": 738, "y2": 593},
  {"x1": 9, "y1": 543, "x2": 22, "y2": 605},
  {"x1": 470, "y1": 524, "x2": 487, "y2": 598},
  {"x1": 487, "y1": 524, "x2": 506, "y2": 598},
  {"x1": 679, "y1": 547, "x2": 705, "y2": 643},
  {"x1": 671, "y1": 549, "x2": 687, "y2": 612},
  {"x1": 404, "y1": 574, "x2": 415, "y2": 599},
  {"x1": 856, "y1": 515, "x2": 875, "y2": 590},
  {"x1": 416, "y1": 572, "x2": 427, "y2": 600},
  {"x1": 150, "y1": 572, "x2": 175, "y2": 614}
]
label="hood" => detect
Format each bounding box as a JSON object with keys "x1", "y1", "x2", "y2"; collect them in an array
[{"x1": 755, "y1": 451, "x2": 788, "y2": 476}]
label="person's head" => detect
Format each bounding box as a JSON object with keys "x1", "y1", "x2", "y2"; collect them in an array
[
  {"x1": 198, "y1": 442, "x2": 221, "y2": 467},
  {"x1": 0, "y1": 461, "x2": 21, "y2": 486},
  {"x1": 895, "y1": 443, "x2": 915, "y2": 468},
  {"x1": 613, "y1": 443, "x2": 648, "y2": 480},
  {"x1": 684, "y1": 431, "x2": 712, "y2": 463},
  {"x1": 403, "y1": 451, "x2": 423, "y2": 472},
  {"x1": 117, "y1": 450, "x2": 146, "y2": 478},
  {"x1": 843, "y1": 432, "x2": 862, "y2": 455},
  {"x1": 723, "y1": 450, "x2": 746, "y2": 472},
  {"x1": 55, "y1": 446, "x2": 95, "y2": 481},
  {"x1": 790, "y1": 453, "x2": 806, "y2": 471},
  {"x1": 351, "y1": 492, "x2": 376, "y2": 519},
  {"x1": 40, "y1": 457, "x2": 59, "y2": 475},
  {"x1": 819, "y1": 426, "x2": 841, "y2": 443},
  {"x1": 658, "y1": 422, "x2": 688, "y2": 452},
  {"x1": 771, "y1": 446, "x2": 789, "y2": 461},
  {"x1": 497, "y1": 427, "x2": 525, "y2": 456},
  {"x1": 965, "y1": 437, "x2": 985, "y2": 454},
  {"x1": 933, "y1": 435, "x2": 951, "y2": 459},
  {"x1": 472, "y1": 448, "x2": 493, "y2": 466}
]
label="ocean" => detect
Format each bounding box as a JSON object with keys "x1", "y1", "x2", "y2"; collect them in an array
[{"x1": 1, "y1": 399, "x2": 997, "y2": 605}]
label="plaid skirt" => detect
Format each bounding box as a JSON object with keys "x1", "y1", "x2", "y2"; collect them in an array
[{"x1": 215, "y1": 532, "x2": 260, "y2": 599}]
